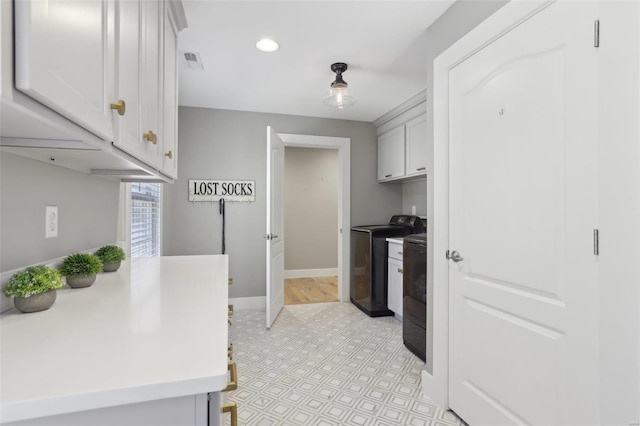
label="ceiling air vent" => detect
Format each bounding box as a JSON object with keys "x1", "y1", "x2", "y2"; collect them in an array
[{"x1": 181, "y1": 51, "x2": 204, "y2": 70}]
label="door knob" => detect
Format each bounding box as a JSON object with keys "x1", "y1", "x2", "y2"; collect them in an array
[{"x1": 446, "y1": 250, "x2": 464, "y2": 262}]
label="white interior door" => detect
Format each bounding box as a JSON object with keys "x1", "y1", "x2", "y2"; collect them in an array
[
  {"x1": 266, "y1": 126, "x2": 285, "y2": 328},
  {"x1": 448, "y1": 2, "x2": 599, "y2": 425}
]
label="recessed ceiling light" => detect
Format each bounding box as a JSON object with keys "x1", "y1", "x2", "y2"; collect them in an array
[{"x1": 256, "y1": 38, "x2": 279, "y2": 53}]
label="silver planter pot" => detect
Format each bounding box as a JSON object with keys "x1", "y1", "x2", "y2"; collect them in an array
[
  {"x1": 102, "y1": 261, "x2": 121, "y2": 272},
  {"x1": 14, "y1": 289, "x2": 57, "y2": 313},
  {"x1": 66, "y1": 274, "x2": 97, "y2": 288}
]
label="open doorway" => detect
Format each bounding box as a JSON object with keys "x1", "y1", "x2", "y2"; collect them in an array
[
  {"x1": 283, "y1": 147, "x2": 339, "y2": 305},
  {"x1": 273, "y1": 133, "x2": 350, "y2": 307}
]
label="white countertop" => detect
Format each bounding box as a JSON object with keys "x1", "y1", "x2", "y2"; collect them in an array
[
  {"x1": 0, "y1": 255, "x2": 229, "y2": 423},
  {"x1": 386, "y1": 237, "x2": 404, "y2": 245}
]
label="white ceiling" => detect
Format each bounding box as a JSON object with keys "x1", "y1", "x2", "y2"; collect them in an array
[{"x1": 177, "y1": 1, "x2": 455, "y2": 123}]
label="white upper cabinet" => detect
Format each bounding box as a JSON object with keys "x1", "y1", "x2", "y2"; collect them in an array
[
  {"x1": 14, "y1": 0, "x2": 115, "y2": 141},
  {"x1": 405, "y1": 114, "x2": 427, "y2": 176},
  {"x1": 161, "y1": 3, "x2": 179, "y2": 178},
  {"x1": 112, "y1": 0, "x2": 142, "y2": 158},
  {"x1": 112, "y1": 0, "x2": 163, "y2": 170},
  {"x1": 140, "y1": 0, "x2": 163, "y2": 169},
  {"x1": 374, "y1": 92, "x2": 428, "y2": 183},
  {"x1": 377, "y1": 125, "x2": 405, "y2": 181},
  {"x1": 6, "y1": 0, "x2": 187, "y2": 181}
]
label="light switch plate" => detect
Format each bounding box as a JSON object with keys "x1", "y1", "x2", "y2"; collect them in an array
[{"x1": 46, "y1": 206, "x2": 58, "y2": 238}]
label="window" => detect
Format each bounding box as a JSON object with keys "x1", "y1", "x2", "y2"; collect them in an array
[{"x1": 130, "y1": 182, "x2": 161, "y2": 257}]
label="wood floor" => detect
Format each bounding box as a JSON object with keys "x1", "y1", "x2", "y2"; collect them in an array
[{"x1": 284, "y1": 276, "x2": 338, "y2": 305}]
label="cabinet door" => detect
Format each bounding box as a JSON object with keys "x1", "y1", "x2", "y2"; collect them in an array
[
  {"x1": 140, "y1": 0, "x2": 163, "y2": 168},
  {"x1": 388, "y1": 257, "x2": 403, "y2": 317},
  {"x1": 14, "y1": 0, "x2": 114, "y2": 141},
  {"x1": 161, "y1": 3, "x2": 179, "y2": 178},
  {"x1": 377, "y1": 125, "x2": 405, "y2": 181},
  {"x1": 112, "y1": 0, "x2": 142, "y2": 157},
  {"x1": 405, "y1": 114, "x2": 428, "y2": 176}
]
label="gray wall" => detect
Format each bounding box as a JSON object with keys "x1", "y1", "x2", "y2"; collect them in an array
[
  {"x1": 0, "y1": 152, "x2": 120, "y2": 272},
  {"x1": 284, "y1": 147, "x2": 338, "y2": 271},
  {"x1": 424, "y1": 0, "x2": 508, "y2": 373},
  {"x1": 164, "y1": 107, "x2": 402, "y2": 298},
  {"x1": 402, "y1": 179, "x2": 427, "y2": 218}
]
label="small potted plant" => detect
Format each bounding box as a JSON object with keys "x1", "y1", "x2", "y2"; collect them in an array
[
  {"x1": 58, "y1": 253, "x2": 103, "y2": 288},
  {"x1": 4, "y1": 265, "x2": 65, "y2": 313},
  {"x1": 95, "y1": 245, "x2": 126, "y2": 272}
]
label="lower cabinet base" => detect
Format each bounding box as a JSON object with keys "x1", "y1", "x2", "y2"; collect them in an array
[
  {"x1": 208, "y1": 391, "x2": 222, "y2": 426},
  {"x1": 3, "y1": 394, "x2": 210, "y2": 426}
]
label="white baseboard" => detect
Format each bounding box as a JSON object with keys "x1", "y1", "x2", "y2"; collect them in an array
[
  {"x1": 229, "y1": 296, "x2": 266, "y2": 311},
  {"x1": 284, "y1": 268, "x2": 338, "y2": 279}
]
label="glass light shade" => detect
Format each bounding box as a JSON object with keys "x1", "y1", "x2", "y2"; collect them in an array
[
  {"x1": 323, "y1": 82, "x2": 356, "y2": 109},
  {"x1": 255, "y1": 38, "x2": 279, "y2": 52}
]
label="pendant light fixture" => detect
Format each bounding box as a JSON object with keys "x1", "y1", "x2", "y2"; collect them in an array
[{"x1": 323, "y1": 62, "x2": 356, "y2": 109}]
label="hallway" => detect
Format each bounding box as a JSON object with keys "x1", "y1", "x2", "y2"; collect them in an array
[{"x1": 284, "y1": 276, "x2": 338, "y2": 305}]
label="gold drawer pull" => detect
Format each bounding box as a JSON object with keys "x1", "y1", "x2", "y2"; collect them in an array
[
  {"x1": 398, "y1": 268, "x2": 403, "y2": 274},
  {"x1": 228, "y1": 343, "x2": 233, "y2": 360},
  {"x1": 110, "y1": 99, "x2": 126, "y2": 116},
  {"x1": 164, "y1": 150, "x2": 173, "y2": 159},
  {"x1": 228, "y1": 304, "x2": 234, "y2": 317},
  {"x1": 228, "y1": 318, "x2": 232, "y2": 326},
  {"x1": 397, "y1": 251, "x2": 403, "y2": 255},
  {"x1": 228, "y1": 277, "x2": 233, "y2": 286},
  {"x1": 222, "y1": 403, "x2": 238, "y2": 426},
  {"x1": 143, "y1": 130, "x2": 157, "y2": 144},
  {"x1": 224, "y1": 362, "x2": 238, "y2": 392}
]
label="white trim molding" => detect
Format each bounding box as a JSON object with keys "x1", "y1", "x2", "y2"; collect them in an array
[
  {"x1": 284, "y1": 268, "x2": 338, "y2": 279},
  {"x1": 229, "y1": 296, "x2": 266, "y2": 311}
]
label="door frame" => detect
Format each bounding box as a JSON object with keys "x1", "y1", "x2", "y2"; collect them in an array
[
  {"x1": 278, "y1": 133, "x2": 351, "y2": 302},
  {"x1": 425, "y1": 0, "x2": 558, "y2": 409}
]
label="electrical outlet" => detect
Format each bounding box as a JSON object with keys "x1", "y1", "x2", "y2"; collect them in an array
[{"x1": 46, "y1": 206, "x2": 58, "y2": 238}]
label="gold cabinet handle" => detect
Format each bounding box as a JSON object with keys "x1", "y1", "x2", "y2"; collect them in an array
[
  {"x1": 228, "y1": 304, "x2": 234, "y2": 317},
  {"x1": 228, "y1": 343, "x2": 233, "y2": 360},
  {"x1": 143, "y1": 131, "x2": 157, "y2": 144},
  {"x1": 228, "y1": 278, "x2": 233, "y2": 286},
  {"x1": 397, "y1": 251, "x2": 403, "y2": 256},
  {"x1": 222, "y1": 403, "x2": 238, "y2": 426},
  {"x1": 398, "y1": 268, "x2": 403, "y2": 273},
  {"x1": 164, "y1": 150, "x2": 173, "y2": 159},
  {"x1": 110, "y1": 99, "x2": 126, "y2": 116},
  {"x1": 228, "y1": 318, "x2": 232, "y2": 326},
  {"x1": 224, "y1": 362, "x2": 238, "y2": 392}
]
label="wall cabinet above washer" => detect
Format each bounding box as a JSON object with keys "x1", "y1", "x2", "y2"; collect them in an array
[
  {"x1": 377, "y1": 125, "x2": 405, "y2": 180},
  {"x1": 375, "y1": 91, "x2": 429, "y2": 183}
]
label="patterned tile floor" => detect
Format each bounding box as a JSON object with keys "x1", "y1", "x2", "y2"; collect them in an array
[{"x1": 225, "y1": 302, "x2": 464, "y2": 425}]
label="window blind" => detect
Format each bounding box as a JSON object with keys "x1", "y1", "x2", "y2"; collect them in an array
[{"x1": 130, "y1": 182, "x2": 161, "y2": 258}]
